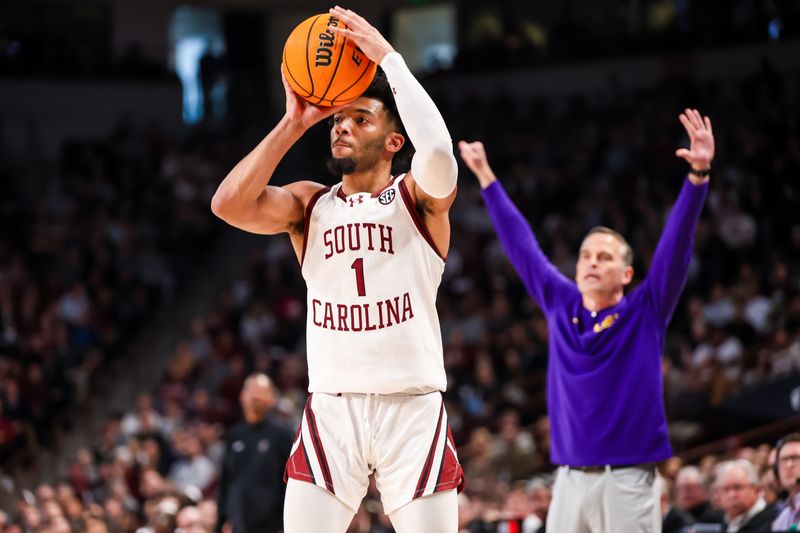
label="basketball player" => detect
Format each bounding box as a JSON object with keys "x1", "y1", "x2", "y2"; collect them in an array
[
  {"x1": 459, "y1": 109, "x2": 714, "y2": 533},
  {"x1": 211, "y1": 6, "x2": 462, "y2": 533}
]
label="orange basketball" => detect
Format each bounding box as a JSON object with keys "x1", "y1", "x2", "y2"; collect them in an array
[{"x1": 282, "y1": 14, "x2": 377, "y2": 107}]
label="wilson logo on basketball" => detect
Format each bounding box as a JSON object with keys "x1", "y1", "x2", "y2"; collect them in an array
[
  {"x1": 379, "y1": 189, "x2": 395, "y2": 205},
  {"x1": 315, "y1": 18, "x2": 337, "y2": 67}
]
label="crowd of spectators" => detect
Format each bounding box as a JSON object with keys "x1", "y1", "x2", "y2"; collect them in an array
[
  {"x1": 0, "y1": 37, "x2": 799, "y2": 533},
  {"x1": 453, "y1": 0, "x2": 800, "y2": 73},
  {"x1": 0, "y1": 121, "x2": 228, "y2": 472}
]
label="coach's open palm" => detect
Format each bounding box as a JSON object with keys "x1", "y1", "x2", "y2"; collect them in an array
[
  {"x1": 281, "y1": 65, "x2": 343, "y2": 131},
  {"x1": 675, "y1": 108, "x2": 714, "y2": 173},
  {"x1": 327, "y1": 6, "x2": 395, "y2": 64}
]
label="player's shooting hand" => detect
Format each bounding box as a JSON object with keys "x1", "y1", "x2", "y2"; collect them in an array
[
  {"x1": 458, "y1": 140, "x2": 497, "y2": 189},
  {"x1": 281, "y1": 64, "x2": 345, "y2": 131},
  {"x1": 327, "y1": 6, "x2": 395, "y2": 64},
  {"x1": 675, "y1": 108, "x2": 714, "y2": 181}
]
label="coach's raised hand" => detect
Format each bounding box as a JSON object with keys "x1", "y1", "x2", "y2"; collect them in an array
[
  {"x1": 328, "y1": 6, "x2": 395, "y2": 64},
  {"x1": 675, "y1": 108, "x2": 714, "y2": 185},
  {"x1": 458, "y1": 141, "x2": 497, "y2": 189}
]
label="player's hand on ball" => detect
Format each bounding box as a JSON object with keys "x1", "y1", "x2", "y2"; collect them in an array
[
  {"x1": 458, "y1": 140, "x2": 497, "y2": 189},
  {"x1": 675, "y1": 108, "x2": 714, "y2": 173},
  {"x1": 328, "y1": 6, "x2": 395, "y2": 64},
  {"x1": 281, "y1": 64, "x2": 344, "y2": 131}
]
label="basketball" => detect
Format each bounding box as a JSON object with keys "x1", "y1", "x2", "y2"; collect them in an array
[{"x1": 282, "y1": 14, "x2": 378, "y2": 107}]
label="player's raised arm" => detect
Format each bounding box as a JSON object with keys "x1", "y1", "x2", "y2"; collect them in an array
[
  {"x1": 210, "y1": 68, "x2": 343, "y2": 235},
  {"x1": 328, "y1": 6, "x2": 457, "y2": 207}
]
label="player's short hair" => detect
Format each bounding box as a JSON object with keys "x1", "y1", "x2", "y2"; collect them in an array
[
  {"x1": 360, "y1": 70, "x2": 412, "y2": 168},
  {"x1": 584, "y1": 226, "x2": 634, "y2": 266}
]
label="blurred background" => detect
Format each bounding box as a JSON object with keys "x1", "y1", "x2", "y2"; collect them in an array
[{"x1": 1, "y1": 0, "x2": 799, "y2": 531}]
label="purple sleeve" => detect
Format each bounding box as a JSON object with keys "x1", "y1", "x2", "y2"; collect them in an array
[
  {"x1": 481, "y1": 181, "x2": 574, "y2": 311},
  {"x1": 645, "y1": 177, "x2": 709, "y2": 323}
]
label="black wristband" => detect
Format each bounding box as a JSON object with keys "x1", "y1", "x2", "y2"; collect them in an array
[{"x1": 688, "y1": 167, "x2": 711, "y2": 177}]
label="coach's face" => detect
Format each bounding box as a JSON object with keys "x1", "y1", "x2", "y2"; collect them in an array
[
  {"x1": 575, "y1": 233, "x2": 633, "y2": 297},
  {"x1": 330, "y1": 97, "x2": 404, "y2": 169}
]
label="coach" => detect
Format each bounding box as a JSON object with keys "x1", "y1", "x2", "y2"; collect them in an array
[
  {"x1": 459, "y1": 108, "x2": 714, "y2": 532},
  {"x1": 216, "y1": 373, "x2": 294, "y2": 533}
]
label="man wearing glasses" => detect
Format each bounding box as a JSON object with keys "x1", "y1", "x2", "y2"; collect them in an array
[{"x1": 773, "y1": 433, "x2": 800, "y2": 531}]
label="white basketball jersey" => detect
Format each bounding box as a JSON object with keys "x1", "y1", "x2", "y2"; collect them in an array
[{"x1": 300, "y1": 174, "x2": 447, "y2": 394}]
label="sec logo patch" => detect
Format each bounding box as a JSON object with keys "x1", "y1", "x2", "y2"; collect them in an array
[{"x1": 379, "y1": 189, "x2": 396, "y2": 205}]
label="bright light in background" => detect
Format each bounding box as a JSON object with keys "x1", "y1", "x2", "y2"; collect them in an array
[
  {"x1": 769, "y1": 18, "x2": 783, "y2": 41},
  {"x1": 175, "y1": 37, "x2": 206, "y2": 124},
  {"x1": 170, "y1": 6, "x2": 226, "y2": 125},
  {"x1": 392, "y1": 4, "x2": 456, "y2": 74}
]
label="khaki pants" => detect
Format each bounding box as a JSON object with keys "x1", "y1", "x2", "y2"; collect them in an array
[{"x1": 546, "y1": 465, "x2": 662, "y2": 533}]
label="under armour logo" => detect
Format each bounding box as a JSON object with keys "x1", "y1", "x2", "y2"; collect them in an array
[{"x1": 348, "y1": 195, "x2": 364, "y2": 207}]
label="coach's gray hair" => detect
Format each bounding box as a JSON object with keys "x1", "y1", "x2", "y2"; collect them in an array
[
  {"x1": 715, "y1": 459, "x2": 759, "y2": 486},
  {"x1": 584, "y1": 226, "x2": 634, "y2": 266}
]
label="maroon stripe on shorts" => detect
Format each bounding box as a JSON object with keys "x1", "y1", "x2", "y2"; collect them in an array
[
  {"x1": 413, "y1": 401, "x2": 445, "y2": 499},
  {"x1": 305, "y1": 395, "x2": 335, "y2": 494},
  {"x1": 284, "y1": 429, "x2": 316, "y2": 485}
]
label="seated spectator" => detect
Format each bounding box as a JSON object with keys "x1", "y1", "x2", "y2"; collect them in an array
[
  {"x1": 772, "y1": 434, "x2": 800, "y2": 531},
  {"x1": 660, "y1": 476, "x2": 696, "y2": 533},
  {"x1": 715, "y1": 459, "x2": 776, "y2": 532},
  {"x1": 676, "y1": 465, "x2": 725, "y2": 524}
]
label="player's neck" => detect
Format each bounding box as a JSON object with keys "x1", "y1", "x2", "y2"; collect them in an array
[
  {"x1": 341, "y1": 162, "x2": 393, "y2": 196},
  {"x1": 581, "y1": 289, "x2": 623, "y2": 312}
]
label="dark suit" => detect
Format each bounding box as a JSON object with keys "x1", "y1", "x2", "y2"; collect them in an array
[
  {"x1": 689, "y1": 501, "x2": 725, "y2": 525},
  {"x1": 722, "y1": 504, "x2": 778, "y2": 532},
  {"x1": 215, "y1": 417, "x2": 294, "y2": 533},
  {"x1": 664, "y1": 506, "x2": 695, "y2": 533}
]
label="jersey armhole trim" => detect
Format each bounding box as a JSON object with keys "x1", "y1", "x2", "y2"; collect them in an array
[
  {"x1": 398, "y1": 178, "x2": 447, "y2": 262},
  {"x1": 301, "y1": 187, "x2": 330, "y2": 266}
]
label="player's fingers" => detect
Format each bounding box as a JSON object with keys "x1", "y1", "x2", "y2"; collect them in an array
[
  {"x1": 329, "y1": 26, "x2": 356, "y2": 38},
  {"x1": 330, "y1": 7, "x2": 353, "y2": 24},
  {"x1": 675, "y1": 148, "x2": 691, "y2": 161},
  {"x1": 331, "y1": 6, "x2": 362, "y2": 28},
  {"x1": 280, "y1": 64, "x2": 293, "y2": 91},
  {"x1": 704, "y1": 116, "x2": 713, "y2": 135}
]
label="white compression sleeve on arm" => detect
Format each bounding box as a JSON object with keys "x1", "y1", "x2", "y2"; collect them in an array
[{"x1": 380, "y1": 52, "x2": 457, "y2": 199}]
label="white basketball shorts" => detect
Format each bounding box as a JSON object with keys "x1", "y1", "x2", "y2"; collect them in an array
[{"x1": 284, "y1": 391, "x2": 464, "y2": 514}]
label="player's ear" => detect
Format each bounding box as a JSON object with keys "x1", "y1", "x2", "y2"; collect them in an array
[{"x1": 386, "y1": 132, "x2": 405, "y2": 154}]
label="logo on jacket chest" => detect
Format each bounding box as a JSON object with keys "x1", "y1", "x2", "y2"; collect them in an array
[{"x1": 593, "y1": 313, "x2": 619, "y2": 334}]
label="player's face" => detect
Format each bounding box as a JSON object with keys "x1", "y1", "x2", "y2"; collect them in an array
[
  {"x1": 330, "y1": 97, "x2": 394, "y2": 166},
  {"x1": 575, "y1": 233, "x2": 633, "y2": 297}
]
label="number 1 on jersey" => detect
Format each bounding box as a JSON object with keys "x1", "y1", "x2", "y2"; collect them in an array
[{"x1": 351, "y1": 258, "x2": 366, "y2": 297}]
